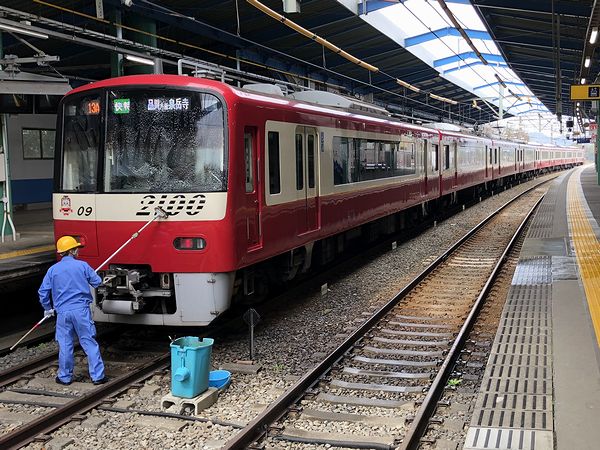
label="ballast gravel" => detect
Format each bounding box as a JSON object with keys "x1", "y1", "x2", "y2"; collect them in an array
[{"x1": 8, "y1": 174, "x2": 558, "y2": 449}]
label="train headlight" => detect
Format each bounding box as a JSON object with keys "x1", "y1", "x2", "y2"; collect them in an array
[{"x1": 173, "y1": 237, "x2": 206, "y2": 250}]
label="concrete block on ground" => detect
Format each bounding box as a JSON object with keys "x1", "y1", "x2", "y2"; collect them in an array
[
  {"x1": 448, "y1": 402, "x2": 471, "y2": 413},
  {"x1": 443, "y1": 419, "x2": 466, "y2": 432},
  {"x1": 220, "y1": 362, "x2": 261, "y2": 374},
  {"x1": 0, "y1": 391, "x2": 70, "y2": 407},
  {"x1": 113, "y1": 399, "x2": 135, "y2": 409},
  {"x1": 46, "y1": 437, "x2": 74, "y2": 449},
  {"x1": 139, "y1": 384, "x2": 161, "y2": 398},
  {"x1": 161, "y1": 388, "x2": 219, "y2": 415},
  {"x1": 202, "y1": 440, "x2": 225, "y2": 449},
  {"x1": 434, "y1": 439, "x2": 458, "y2": 450},
  {"x1": 81, "y1": 416, "x2": 107, "y2": 431},
  {"x1": 134, "y1": 415, "x2": 189, "y2": 432}
]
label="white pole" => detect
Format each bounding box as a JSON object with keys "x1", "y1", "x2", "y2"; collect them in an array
[{"x1": 1, "y1": 114, "x2": 16, "y2": 242}]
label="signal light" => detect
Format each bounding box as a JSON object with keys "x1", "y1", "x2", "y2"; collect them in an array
[{"x1": 173, "y1": 237, "x2": 206, "y2": 250}]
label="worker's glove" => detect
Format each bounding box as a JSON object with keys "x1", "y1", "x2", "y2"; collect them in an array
[{"x1": 43, "y1": 309, "x2": 55, "y2": 319}]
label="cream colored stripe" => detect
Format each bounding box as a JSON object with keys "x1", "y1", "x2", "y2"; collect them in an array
[
  {"x1": 568, "y1": 167, "x2": 600, "y2": 347},
  {"x1": 0, "y1": 244, "x2": 55, "y2": 260}
]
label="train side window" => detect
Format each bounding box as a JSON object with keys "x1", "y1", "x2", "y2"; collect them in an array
[
  {"x1": 295, "y1": 133, "x2": 304, "y2": 190},
  {"x1": 431, "y1": 144, "x2": 439, "y2": 172},
  {"x1": 489, "y1": 147, "x2": 493, "y2": 164},
  {"x1": 444, "y1": 145, "x2": 450, "y2": 170},
  {"x1": 268, "y1": 131, "x2": 280, "y2": 194},
  {"x1": 494, "y1": 148, "x2": 498, "y2": 164},
  {"x1": 307, "y1": 134, "x2": 315, "y2": 188},
  {"x1": 244, "y1": 132, "x2": 253, "y2": 193}
]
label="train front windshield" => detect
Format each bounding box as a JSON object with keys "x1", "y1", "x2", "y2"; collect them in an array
[{"x1": 60, "y1": 88, "x2": 227, "y2": 193}]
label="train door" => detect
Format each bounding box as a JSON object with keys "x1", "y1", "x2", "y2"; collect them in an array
[
  {"x1": 452, "y1": 142, "x2": 458, "y2": 188},
  {"x1": 422, "y1": 139, "x2": 428, "y2": 196},
  {"x1": 498, "y1": 146, "x2": 501, "y2": 175},
  {"x1": 244, "y1": 127, "x2": 261, "y2": 249},
  {"x1": 295, "y1": 126, "x2": 319, "y2": 234}
]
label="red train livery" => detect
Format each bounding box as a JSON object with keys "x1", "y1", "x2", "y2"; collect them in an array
[{"x1": 52, "y1": 74, "x2": 584, "y2": 326}]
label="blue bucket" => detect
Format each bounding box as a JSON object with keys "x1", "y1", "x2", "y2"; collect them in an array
[
  {"x1": 208, "y1": 369, "x2": 231, "y2": 389},
  {"x1": 170, "y1": 337, "x2": 213, "y2": 398}
]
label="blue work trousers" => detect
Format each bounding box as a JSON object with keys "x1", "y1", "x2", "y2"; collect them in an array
[{"x1": 55, "y1": 306, "x2": 105, "y2": 383}]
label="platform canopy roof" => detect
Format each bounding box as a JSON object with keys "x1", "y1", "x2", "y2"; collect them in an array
[
  {"x1": 0, "y1": 0, "x2": 595, "y2": 131},
  {"x1": 346, "y1": 0, "x2": 546, "y2": 117}
]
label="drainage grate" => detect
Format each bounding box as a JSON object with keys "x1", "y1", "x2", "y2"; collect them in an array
[
  {"x1": 464, "y1": 427, "x2": 553, "y2": 450},
  {"x1": 463, "y1": 248, "x2": 553, "y2": 449}
]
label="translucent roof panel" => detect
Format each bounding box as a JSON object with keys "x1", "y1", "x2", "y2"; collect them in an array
[{"x1": 336, "y1": 0, "x2": 548, "y2": 118}]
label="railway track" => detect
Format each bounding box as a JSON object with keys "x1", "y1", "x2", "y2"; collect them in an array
[
  {"x1": 0, "y1": 329, "x2": 172, "y2": 450},
  {"x1": 222, "y1": 181, "x2": 546, "y2": 450},
  {"x1": 0, "y1": 177, "x2": 553, "y2": 449}
]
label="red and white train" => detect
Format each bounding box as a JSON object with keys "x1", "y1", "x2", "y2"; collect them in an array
[{"x1": 53, "y1": 74, "x2": 584, "y2": 326}]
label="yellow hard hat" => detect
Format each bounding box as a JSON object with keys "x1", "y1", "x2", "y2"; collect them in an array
[{"x1": 56, "y1": 236, "x2": 82, "y2": 254}]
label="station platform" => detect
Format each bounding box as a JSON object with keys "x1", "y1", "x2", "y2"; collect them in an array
[
  {"x1": 0, "y1": 207, "x2": 54, "y2": 285},
  {"x1": 464, "y1": 164, "x2": 600, "y2": 450}
]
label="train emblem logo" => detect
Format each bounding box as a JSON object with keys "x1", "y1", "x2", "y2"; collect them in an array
[{"x1": 59, "y1": 195, "x2": 73, "y2": 216}]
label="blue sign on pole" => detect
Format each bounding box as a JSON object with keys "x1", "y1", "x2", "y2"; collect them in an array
[{"x1": 575, "y1": 137, "x2": 591, "y2": 144}]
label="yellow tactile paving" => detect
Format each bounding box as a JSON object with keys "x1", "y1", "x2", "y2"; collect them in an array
[
  {"x1": 0, "y1": 244, "x2": 55, "y2": 261},
  {"x1": 568, "y1": 167, "x2": 600, "y2": 347}
]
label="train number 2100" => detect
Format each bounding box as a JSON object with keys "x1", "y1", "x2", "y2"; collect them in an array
[{"x1": 135, "y1": 194, "x2": 206, "y2": 216}]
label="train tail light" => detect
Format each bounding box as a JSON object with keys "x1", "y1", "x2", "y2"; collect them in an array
[{"x1": 173, "y1": 237, "x2": 206, "y2": 250}]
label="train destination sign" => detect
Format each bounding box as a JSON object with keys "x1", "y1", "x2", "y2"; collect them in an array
[{"x1": 570, "y1": 84, "x2": 600, "y2": 100}]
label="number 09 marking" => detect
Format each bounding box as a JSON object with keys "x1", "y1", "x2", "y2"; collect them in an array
[{"x1": 77, "y1": 206, "x2": 93, "y2": 216}]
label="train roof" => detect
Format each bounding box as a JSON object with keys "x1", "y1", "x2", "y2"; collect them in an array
[
  {"x1": 67, "y1": 74, "x2": 441, "y2": 137},
  {"x1": 67, "y1": 75, "x2": 585, "y2": 151}
]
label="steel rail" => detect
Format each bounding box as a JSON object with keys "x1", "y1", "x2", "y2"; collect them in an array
[
  {"x1": 0, "y1": 352, "x2": 58, "y2": 388},
  {"x1": 0, "y1": 353, "x2": 169, "y2": 450},
  {"x1": 0, "y1": 327, "x2": 121, "y2": 388},
  {"x1": 398, "y1": 195, "x2": 543, "y2": 450},
  {"x1": 222, "y1": 181, "x2": 550, "y2": 449}
]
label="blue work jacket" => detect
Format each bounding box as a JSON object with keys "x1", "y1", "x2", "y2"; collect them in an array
[{"x1": 38, "y1": 256, "x2": 102, "y2": 313}]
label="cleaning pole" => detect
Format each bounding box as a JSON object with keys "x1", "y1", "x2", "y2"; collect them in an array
[
  {"x1": 94, "y1": 206, "x2": 168, "y2": 272},
  {"x1": 9, "y1": 314, "x2": 52, "y2": 351}
]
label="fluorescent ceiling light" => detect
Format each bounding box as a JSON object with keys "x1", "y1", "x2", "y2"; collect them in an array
[
  {"x1": 581, "y1": 78, "x2": 586, "y2": 84},
  {"x1": 585, "y1": 57, "x2": 591, "y2": 68},
  {"x1": 125, "y1": 54, "x2": 155, "y2": 66},
  {"x1": 590, "y1": 27, "x2": 598, "y2": 44},
  {"x1": 0, "y1": 23, "x2": 48, "y2": 39}
]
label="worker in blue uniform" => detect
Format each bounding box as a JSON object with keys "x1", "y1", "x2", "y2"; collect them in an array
[{"x1": 39, "y1": 236, "x2": 108, "y2": 386}]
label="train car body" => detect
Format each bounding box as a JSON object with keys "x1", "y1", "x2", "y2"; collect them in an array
[{"x1": 52, "y1": 75, "x2": 585, "y2": 326}]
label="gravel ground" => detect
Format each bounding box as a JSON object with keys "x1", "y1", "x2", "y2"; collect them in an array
[
  {"x1": 0, "y1": 340, "x2": 58, "y2": 372},
  {"x1": 5, "y1": 173, "x2": 560, "y2": 449}
]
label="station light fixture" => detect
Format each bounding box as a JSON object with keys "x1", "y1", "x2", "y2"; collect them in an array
[
  {"x1": 396, "y1": 78, "x2": 421, "y2": 93},
  {"x1": 0, "y1": 23, "x2": 48, "y2": 39},
  {"x1": 585, "y1": 57, "x2": 591, "y2": 68},
  {"x1": 581, "y1": 78, "x2": 586, "y2": 84},
  {"x1": 590, "y1": 27, "x2": 598, "y2": 44},
  {"x1": 430, "y1": 93, "x2": 458, "y2": 105},
  {"x1": 124, "y1": 54, "x2": 155, "y2": 66}
]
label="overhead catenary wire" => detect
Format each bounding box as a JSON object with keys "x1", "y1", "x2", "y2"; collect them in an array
[{"x1": 19, "y1": 1, "x2": 484, "y2": 122}]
